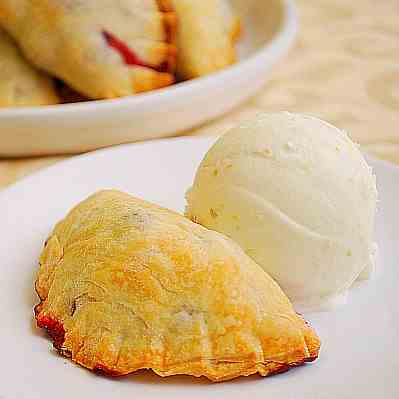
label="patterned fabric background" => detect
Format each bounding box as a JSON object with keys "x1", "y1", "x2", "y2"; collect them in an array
[
  {"x1": 0, "y1": 0, "x2": 398, "y2": 188},
  {"x1": 189, "y1": 0, "x2": 399, "y2": 162}
]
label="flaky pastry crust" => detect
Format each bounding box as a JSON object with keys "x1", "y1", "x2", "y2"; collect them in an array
[
  {"x1": 0, "y1": 1, "x2": 177, "y2": 99},
  {"x1": 0, "y1": 30, "x2": 58, "y2": 107},
  {"x1": 35, "y1": 190, "x2": 320, "y2": 382},
  {"x1": 169, "y1": 0, "x2": 238, "y2": 79}
]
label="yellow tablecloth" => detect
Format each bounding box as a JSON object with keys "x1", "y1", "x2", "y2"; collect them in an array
[{"x1": 1, "y1": 0, "x2": 398, "y2": 189}]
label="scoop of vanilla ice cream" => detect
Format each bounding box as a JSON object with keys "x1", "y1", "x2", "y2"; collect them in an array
[{"x1": 186, "y1": 112, "x2": 378, "y2": 312}]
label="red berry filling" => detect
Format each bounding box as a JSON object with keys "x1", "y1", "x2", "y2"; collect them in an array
[
  {"x1": 93, "y1": 363, "x2": 121, "y2": 376},
  {"x1": 37, "y1": 315, "x2": 66, "y2": 349},
  {"x1": 102, "y1": 30, "x2": 156, "y2": 70}
]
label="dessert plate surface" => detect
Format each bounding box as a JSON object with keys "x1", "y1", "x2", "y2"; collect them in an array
[{"x1": 0, "y1": 137, "x2": 398, "y2": 398}]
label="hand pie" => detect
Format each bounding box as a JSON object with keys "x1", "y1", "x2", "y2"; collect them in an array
[
  {"x1": 0, "y1": 30, "x2": 58, "y2": 107},
  {"x1": 35, "y1": 190, "x2": 320, "y2": 382},
  {"x1": 218, "y1": 0, "x2": 241, "y2": 41},
  {"x1": 0, "y1": 1, "x2": 177, "y2": 99},
  {"x1": 169, "y1": 0, "x2": 238, "y2": 79}
]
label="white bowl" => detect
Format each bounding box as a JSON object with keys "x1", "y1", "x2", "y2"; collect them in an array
[{"x1": 0, "y1": 0, "x2": 297, "y2": 157}]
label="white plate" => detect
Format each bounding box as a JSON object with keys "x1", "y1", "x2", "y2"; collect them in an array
[
  {"x1": 1, "y1": 137, "x2": 398, "y2": 398},
  {"x1": 0, "y1": 0, "x2": 297, "y2": 157}
]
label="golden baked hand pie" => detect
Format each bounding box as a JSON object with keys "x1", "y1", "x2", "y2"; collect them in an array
[
  {"x1": 0, "y1": 1, "x2": 176, "y2": 99},
  {"x1": 169, "y1": 0, "x2": 238, "y2": 79},
  {"x1": 0, "y1": 30, "x2": 58, "y2": 107},
  {"x1": 35, "y1": 190, "x2": 320, "y2": 382},
  {"x1": 219, "y1": 0, "x2": 241, "y2": 41}
]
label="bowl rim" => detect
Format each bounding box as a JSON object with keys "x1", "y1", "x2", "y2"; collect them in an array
[{"x1": 0, "y1": 0, "x2": 298, "y2": 119}]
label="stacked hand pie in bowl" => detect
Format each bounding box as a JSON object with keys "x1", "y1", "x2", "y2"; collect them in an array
[{"x1": 0, "y1": 0, "x2": 240, "y2": 105}]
